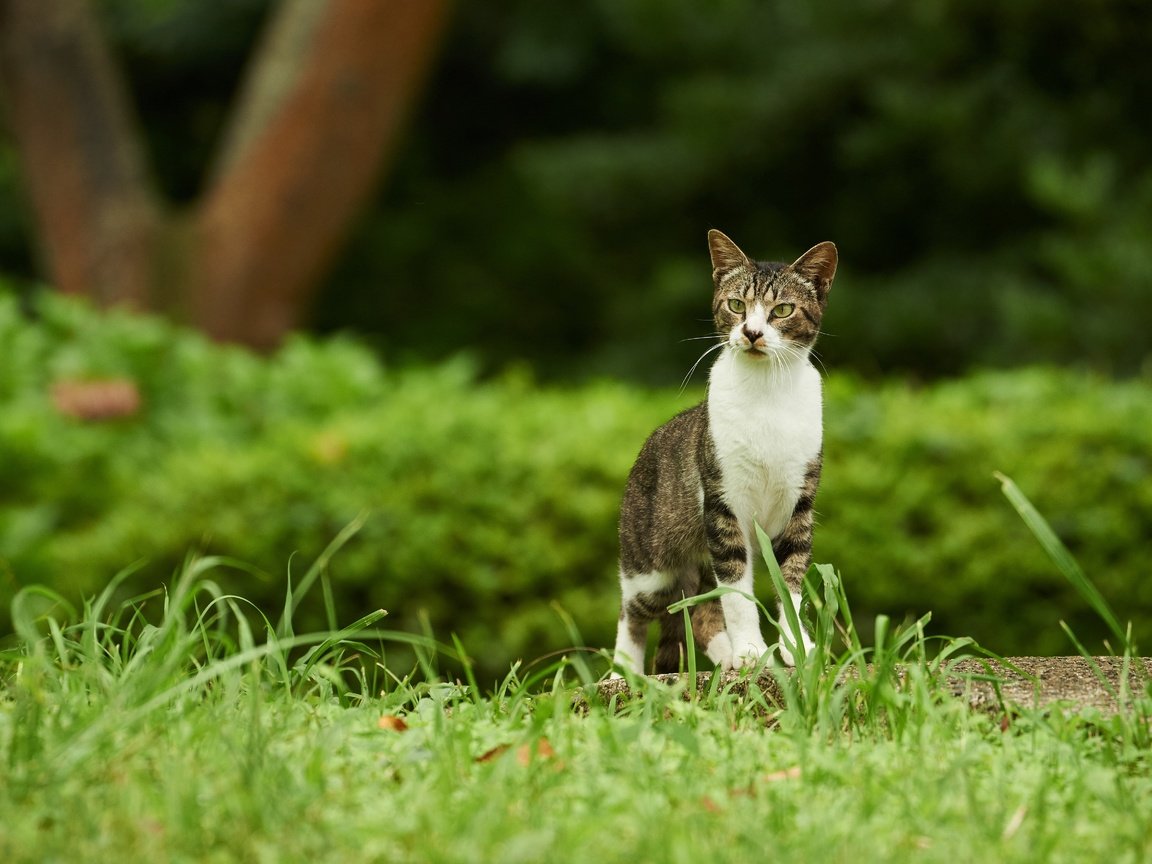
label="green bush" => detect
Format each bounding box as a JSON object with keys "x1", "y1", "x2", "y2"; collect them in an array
[
  {"x1": 0, "y1": 293, "x2": 675, "y2": 677},
  {"x1": 819, "y1": 371, "x2": 1152, "y2": 656},
  {"x1": 2, "y1": 295, "x2": 1149, "y2": 678}
]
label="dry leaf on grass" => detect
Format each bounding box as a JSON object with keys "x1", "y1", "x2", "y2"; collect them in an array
[
  {"x1": 475, "y1": 744, "x2": 509, "y2": 763},
  {"x1": 762, "y1": 766, "x2": 801, "y2": 782},
  {"x1": 517, "y1": 738, "x2": 556, "y2": 766},
  {"x1": 476, "y1": 738, "x2": 558, "y2": 767},
  {"x1": 377, "y1": 715, "x2": 409, "y2": 732}
]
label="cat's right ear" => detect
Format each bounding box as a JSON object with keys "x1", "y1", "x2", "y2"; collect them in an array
[
  {"x1": 790, "y1": 241, "x2": 838, "y2": 303},
  {"x1": 707, "y1": 229, "x2": 751, "y2": 285}
]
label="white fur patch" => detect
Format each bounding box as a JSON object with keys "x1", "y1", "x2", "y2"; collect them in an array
[
  {"x1": 776, "y1": 591, "x2": 815, "y2": 666},
  {"x1": 744, "y1": 303, "x2": 769, "y2": 337},
  {"x1": 619, "y1": 569, "x2": 675, "y2": 599},
  {"x1": 611, "y1": 625, "x2": 646, "y2": 678},
  {"x1": 613, "y1": 570, "x2": 677, "y2": 677},
  {"x1": 717, "y1": 565, "x2": 770, "y2": 670},
  {"x1": 707, "y1": 347, "x2": 823, "y2": 541},
  {"x1": 707, "y1": 345, "x2": 822, "y2": 669},
  {"x1": 704, "y1": 631, "x2": 734, "y2": 668}
]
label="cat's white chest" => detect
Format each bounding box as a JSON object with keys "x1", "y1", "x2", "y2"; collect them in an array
[{"x1": 707, "y1": 351, "x2": 823, "y2": 541}]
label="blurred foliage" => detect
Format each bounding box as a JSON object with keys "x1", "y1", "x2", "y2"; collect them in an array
[
  {"x1": 2, "y1": 295, "x2": 1150, "y2": 679},
  {"x1": 2, "y1": 0, "x2": 1151, "y2": 379},
  {"x1": 326, "y1": 0, "x2": 1152, "y2": 379}
]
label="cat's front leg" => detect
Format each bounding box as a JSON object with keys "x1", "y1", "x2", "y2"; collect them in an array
[
  {"x1": 771, "y1": 452, "x2": 822, "y2": 665},
  {"x1": 719, "y1": 561, "x2": 771, "y2": 669},
  {"x1": 687, "y1": 588, "x2": 736, "y2": 669},
  {"x1": 704, "y1": 497, "x2": 770, "y2": 670},
  {"x1": 776, "y1": 592, "x2": 815, "y2": 666}
]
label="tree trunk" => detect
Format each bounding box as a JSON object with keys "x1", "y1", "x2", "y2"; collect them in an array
[
  {"x1": 0, "y1": 0, "x2": 161, "y2": 309},
  {"x1": 0, "y1": 0, "x2": 450, "y2": 349},
  {"x1": 190, "y1": 0, "x2": 450, "y2": 349}
]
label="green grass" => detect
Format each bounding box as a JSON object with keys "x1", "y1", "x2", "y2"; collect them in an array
[{"x1": 2, "y1": 484, "x2": 1151, "y2": 863}]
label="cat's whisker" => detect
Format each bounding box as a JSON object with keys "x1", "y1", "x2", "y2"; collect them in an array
[
  {"x1": 768, "y1": 341, "x2": 813, "y2": 393},
  {"x1": 808, "y1": 348, "x2": 830, "y2": 378},
  {"x1": 679, "y1": 340, "x2": 727, "y2": 393}
]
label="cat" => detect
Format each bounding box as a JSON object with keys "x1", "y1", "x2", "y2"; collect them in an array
[{"x1": 612, "y1": 230, "x2": 837, "y2": 676}]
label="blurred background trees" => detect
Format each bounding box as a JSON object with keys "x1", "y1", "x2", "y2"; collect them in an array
[
  {"x1": 0, "y1": 0, "x2": 448, "y2": 348},
  {"x1": 4, "y1": 0, "x2": 1149, "y2": 379}
]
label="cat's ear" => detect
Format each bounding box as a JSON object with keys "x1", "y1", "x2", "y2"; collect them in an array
[
  {"x1": 791, "y1": 241, "x2": 838, "y2": 301},
  {"x1": 707, "y1": 229, "x2": 751, "y2": 284}
]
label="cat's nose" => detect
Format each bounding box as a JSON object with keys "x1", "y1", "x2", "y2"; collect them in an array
[{"x1": 742, "y1": 326, "x2": 764, "y2": 345}]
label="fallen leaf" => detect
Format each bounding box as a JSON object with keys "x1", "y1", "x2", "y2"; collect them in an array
[
  {"x1": 476, "y1": 744, "x2": 509, "y2": 763},
  {"x1": 477, "y1": 738, "x2": 559, "y2": 767},
  {"x1": 378, "y1": 715, "x2": 409, "y2": 732},
  {"x1": 51, "y1": 378, "x2": 141, "y2": 421},
  {"x1": 762, "y1": 766, "x2": 802, "y2": 782},
  {"x1": 516, "y1": 737, "x2": 556, "y2": 766}
]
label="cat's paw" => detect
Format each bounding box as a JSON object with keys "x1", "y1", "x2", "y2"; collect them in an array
[
  {"x1": 776, "y1": 593, "x2": 815, "y2": 666},
  {"x1": 703, "y1": 632, "x2": 734, "y2": 669},
  {"x1": 724, "y1": 638, "x2": 770, "y2": 671},
  {"x1": 775, "y1": 630, "x2": 815, "y2": 666}
]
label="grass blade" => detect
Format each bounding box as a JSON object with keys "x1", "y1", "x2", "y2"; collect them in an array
[
  {"x1": 995, "y1": 472, "x2": 1128, "y2": 651},
  {"x1": 755, "y1": 522, "x2": 806, "y2": 664},
  {"x1": 277, "y1": 511, "x2": 368, "y2": 635}
]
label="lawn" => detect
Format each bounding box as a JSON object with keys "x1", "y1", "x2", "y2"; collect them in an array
[{"x1": 3, "y1": 493, "x2": 1150, "y2": 863}]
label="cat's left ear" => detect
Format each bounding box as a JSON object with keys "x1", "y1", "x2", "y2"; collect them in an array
[
  {"x1": 791, "y1": 241, "x2": 838, "y2": 302},
  {"x1": 708, "y1": 229, "x2": 751, "y2": 285}
]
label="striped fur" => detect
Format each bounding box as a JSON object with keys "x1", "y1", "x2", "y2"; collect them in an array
[{"x1": 612, "y1": 231, "x2": 836, "y2": 676}]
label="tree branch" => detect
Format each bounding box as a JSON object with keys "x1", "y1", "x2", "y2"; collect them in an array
[
  {"x1": 0, "y1": 0, "x2": 160, "y2": 307},
  {"x1": 191, "y1": 0, "x2": 451, "y2": 349}
]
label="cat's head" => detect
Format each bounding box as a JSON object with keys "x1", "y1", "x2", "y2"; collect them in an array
[{"x1": 707, "y1": 229, "x2": 836, "y2": 364}]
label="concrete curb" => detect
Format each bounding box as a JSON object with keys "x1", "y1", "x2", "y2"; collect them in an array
[
  {"x1": 947, "y1": 656, "x2": 1152, "y2": 715},
  {"x1": 590, "y1": 656, "x2": 1152, "y2": 716}
]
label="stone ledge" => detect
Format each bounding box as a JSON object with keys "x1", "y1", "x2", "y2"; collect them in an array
[
  {"x1": 591, "y1": 656, "x2": 1152, "y2": 716},
  {"x1": 947, "y1": 656, "x2": 1151, "y2": 715}
]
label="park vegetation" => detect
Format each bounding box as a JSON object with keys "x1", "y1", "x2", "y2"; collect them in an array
[
  {"x1": 2, "y1": 5, "x2": 1150, "y2": 856},
  {"x1": 2, "y1": 293, "x2": 1149, "y2": 682}
]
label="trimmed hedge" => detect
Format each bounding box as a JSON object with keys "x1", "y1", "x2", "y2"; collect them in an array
[
  {"x1": 2, "y1": 294, "x2": 1149, "y2": 678},
  {"x1": 818, "y1": 372, "x2": 1152, "y2": 656}
]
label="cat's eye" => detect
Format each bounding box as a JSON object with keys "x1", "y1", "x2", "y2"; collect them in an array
[
  {"x1": 727, "y1": 298, "x2": 746, "y2": 314},
  {"x1": 771, "y1": 303, "x2": 795, "y2": 318}
]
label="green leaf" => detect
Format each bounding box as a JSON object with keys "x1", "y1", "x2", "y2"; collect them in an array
[
  {"x1": 995, "y1": 472, "x2": 1128, "y2": 652},
  {"x1": 755, "y1": 521, "x2": 806, "y2": 664}
]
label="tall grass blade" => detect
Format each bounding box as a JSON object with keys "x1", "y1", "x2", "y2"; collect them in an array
[
  {"x1": 995, "y1": 472, "x2": 1128, "y2": 651},
  {"x1": 277, "y1": 511, "x2": 368, "y2": 634},
  {"x1": 755, "y1": 522, "x2": 806, "y2": 664},
  {"x1": 550, "y1": 602, "x2": 597, "y2": 688}
]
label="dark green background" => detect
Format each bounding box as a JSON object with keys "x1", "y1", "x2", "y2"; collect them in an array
[{"x1": 2, "y1": 0, "x2": 1150, "y2": 380}]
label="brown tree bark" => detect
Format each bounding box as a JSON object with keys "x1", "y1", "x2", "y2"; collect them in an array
[
  {"x1": 0, "y1": 0, "x2": 450, "y2": 349},
  {"x1": 191, "y1": 0, "x2": 451, "y2": 349},
  {"x1": 0, "y1": 0, "x2": 161, "y2": 309}
]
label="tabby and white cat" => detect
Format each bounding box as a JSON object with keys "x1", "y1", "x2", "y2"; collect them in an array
[{"x1": 612, "y1": 230, "x2": 837, "y2": 675}]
